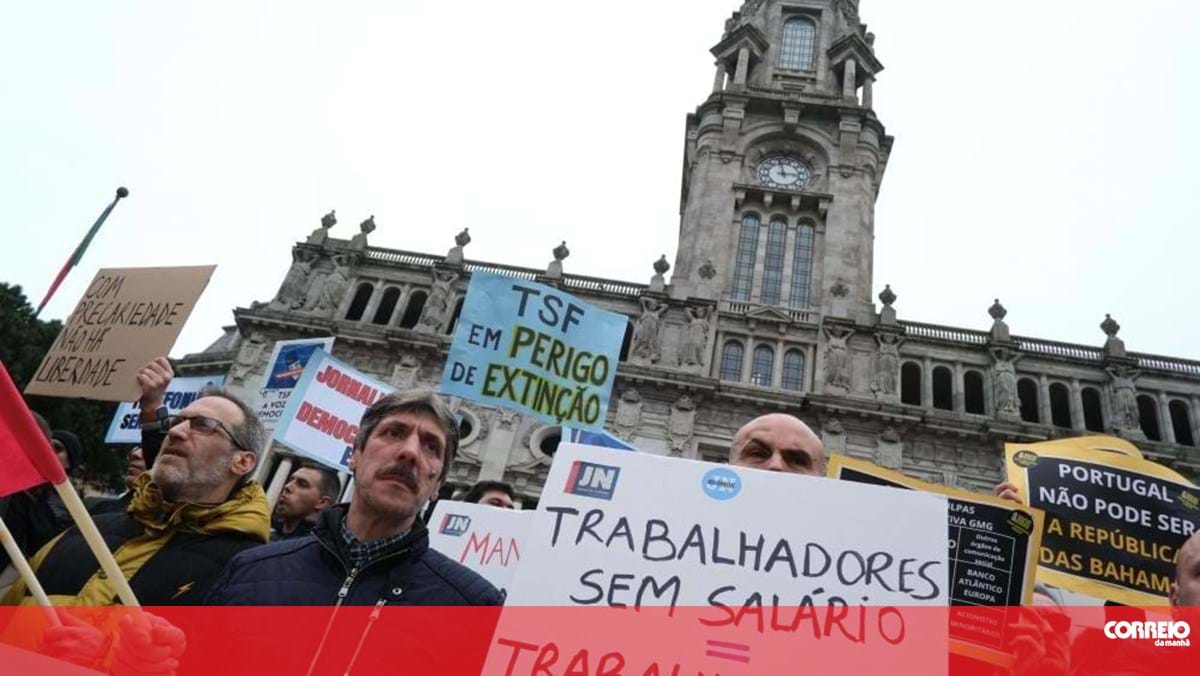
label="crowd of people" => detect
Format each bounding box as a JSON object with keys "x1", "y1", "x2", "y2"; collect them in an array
[{"x1": 1, "y1": 357, "x2": 1197, "y2": 674}]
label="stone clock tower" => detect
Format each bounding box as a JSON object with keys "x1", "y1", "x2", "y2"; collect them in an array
[{"x1": 672, "y1": 0, "x2": 890, "y2": 324}]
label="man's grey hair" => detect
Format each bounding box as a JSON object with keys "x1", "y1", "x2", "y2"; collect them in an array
[
  {"x1": 199, "y1": 387, "x2": 267, "y2": 457},
  {"x1": 356, "y1": 390, "x2": 458, "y2": 481}
]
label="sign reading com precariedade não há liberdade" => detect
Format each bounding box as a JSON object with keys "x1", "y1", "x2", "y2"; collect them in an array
[
  {"x1": 439, "y1": 271, "x2": 628, "y2": 432},
  {"x1": 1005, "y1": 437, "x2": 1200, "y2": 605}
]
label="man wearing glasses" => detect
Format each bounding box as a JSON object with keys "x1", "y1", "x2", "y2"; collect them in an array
[{"x1": 2, "y1": 358, "x2": 271, "y2": 607}]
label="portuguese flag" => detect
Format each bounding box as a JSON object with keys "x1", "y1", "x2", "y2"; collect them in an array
[{"x1": 34, "y1": 187, "x2": 129, "y2": 317}]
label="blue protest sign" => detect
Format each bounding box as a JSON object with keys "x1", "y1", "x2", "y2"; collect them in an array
[
  {"x1": 439, "y1": 271, "x2": 628, "y2": 431},
  {"x1": 564, "y1": 427, "x2": 638, "y2": 452}
]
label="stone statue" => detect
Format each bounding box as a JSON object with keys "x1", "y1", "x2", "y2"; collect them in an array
[
  {"x1": 417, "y1": 269, "x2": 459, "y2": 334},
  {"x1": 271, "y1": 248, "x2": 316, "y2": 310},
  {"x1": 823, "y1": 325, "x2": 853, "y2": 390},
  {"x1": 1107, "y1": 366, "x2": 1141, "y2": 431},
  {"x1": 350, "y1": 215, "x2": 376, "y2": 250},
  {"x1": 872, "y1": 332, "x2": 903, "y2": 397},
  {"x1": 669, "y1": 396, "x2": 697, "y2": 455},
  {"x1": 307, "y1": 254, "x2": 353, "y2": 316},
  {"x1": 614, "y1": 389, "x2": 642, "y2": 441},
  {"x1": 631, "y1": 297, "x2": 667, "y2": 363},
  {"x1": 679, "y1": 306, "x2": 712, "y2": 369},
  {"x1": 990, "y1": 347, "x2": 1022, "y2": 419},
  {"x1": 307, "y1": 210, "x2": 337, "y2": 246}
]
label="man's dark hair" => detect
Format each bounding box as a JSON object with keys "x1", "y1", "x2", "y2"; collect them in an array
[
  {"x1": 356, "y1": 390, "x2": 458, "y2": 481},
  {"x1": 296, "y1": 462, "x2": 342, "y2": 502},
  {"x1": 462, "y1": 480, "x2": 514, "y2": 504},
  {"x1": 198, "y1": 387, "x2": 267, "y2": 456}
]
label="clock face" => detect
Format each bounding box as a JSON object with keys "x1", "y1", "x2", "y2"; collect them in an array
[{"x1": 756, "y1": 156, "x2": 811, "y2": 190}]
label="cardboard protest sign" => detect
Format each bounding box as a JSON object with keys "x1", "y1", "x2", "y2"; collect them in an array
[
  {"x1": 427, "y1": 500, "x2": 533, "y2": 595},
  {"x1": 1005, "y1": 437, "x2": 1200, "y2": 605},
  {"x1": 26, "y1": 266, "x2": 215, "y2": 402},
  {"x1": 482, "y1": 444, "x2": 950, "y2": 674},
  {"x1": 829, "y1": 456, "x2": 1044, "y2": 666},
  {"x1": 273, "y1": 350, "x2": 394, "y2": 471},
  {"x1": 104, "y1": 374, "x2": 226, "y2": 444},
  {"x1": 255, "y1": 337, "x2": 336, "y2": 429},
  {"x1": 439, "y1": 272, "x2": 627, "y2": 432}
]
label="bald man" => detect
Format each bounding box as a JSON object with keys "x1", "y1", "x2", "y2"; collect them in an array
[
  {"x1": 1171, "y1": 530, "x2": 1200, "y2": 607},
  {"x1": 728, "y1": 413, "x2": 825, "y2": 476}
]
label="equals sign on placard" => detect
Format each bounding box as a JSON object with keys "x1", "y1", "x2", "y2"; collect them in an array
[{"x1": 704, "y1": 639, "x2": 751, "y2": 664}]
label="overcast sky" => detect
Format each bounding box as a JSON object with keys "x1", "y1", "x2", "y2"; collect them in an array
[{"x1": 3, "y1": 0, "x2": 1197, "y2": 360}]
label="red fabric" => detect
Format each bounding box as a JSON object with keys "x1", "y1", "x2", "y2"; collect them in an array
[{"x1": 0, "y1": 361, "x2": 66, "y2": 497}]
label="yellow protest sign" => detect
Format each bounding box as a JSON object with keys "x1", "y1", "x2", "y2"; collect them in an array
[{"x1": 1005, "y1": 436, "x2": 1199, "y2": 606}]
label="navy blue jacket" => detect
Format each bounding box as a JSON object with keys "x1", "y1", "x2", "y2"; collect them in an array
[{"x1": 204, "y1": 504, "x2": 503, "y2": 606}]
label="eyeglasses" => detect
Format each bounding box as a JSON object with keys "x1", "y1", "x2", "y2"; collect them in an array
[{"x1": 165, "y1": 414, "x2": 249, "y2": 451}]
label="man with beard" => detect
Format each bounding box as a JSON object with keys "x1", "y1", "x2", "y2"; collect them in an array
[
  {"x1": 205, "y1": 390, "x2": 502, "y2": 606},
  {"x1": 88, "y1": 447, "x2": 147, "y2": 515},
  {"x1": 271, "y1": 462, "x2": 340, "y2": 540},
  {"x1": 2, "y1": 358, "x2": 271, "y2": 606}
]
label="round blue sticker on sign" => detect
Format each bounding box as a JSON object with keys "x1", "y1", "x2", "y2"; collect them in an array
[{"x1": 701, "y1": 467, "x2": 742, "y2": 501}]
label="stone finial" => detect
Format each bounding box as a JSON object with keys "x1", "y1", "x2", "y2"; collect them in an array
[
  {"x1": 649, "y1": 255, "x2": 670, "y2": 293},
  {"x1": 307, "y1": 209, "x2": 338, "y2": 246},
  {"x1": 446, "y1": 228, "x2": 471, "y2": 267},
  {"x1": 698, "y1": 260, "x2": 717, "y2": 281},
  {"x1": 988, "y1": 299, "x2": 1011, "y2": 343},
  {"x1": 321, "y1": 210, "x2": 337, "y2": 229},
  {"x1": 988, "y1": 299, "x2": 1007, "y2": 321},
  {"x1": 350, "y1": 215, "x2": 375, "y2": 250},
  {"x1": 878, "y1": 284, "x2": 896, "y2": 308},
  {"x1": 545, "y1": 241, "x2": 569, "y2": 280},
  {"x1": 360, "y1": 215, "x2": 376, "y2": 234},
  {"x1": 1101, "y1": 314, "x2": 1127, "y2": 359},
  {"x1": 878, "y1": 284, "x2": 898, "y2": 326}
]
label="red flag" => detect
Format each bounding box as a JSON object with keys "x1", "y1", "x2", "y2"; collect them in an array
[
  {"x1": 0, "y1": 361, "x2": 67, "y2": 497},
  {"x1": 34, "y1": 187, "x2": 128, "y2": 318}
]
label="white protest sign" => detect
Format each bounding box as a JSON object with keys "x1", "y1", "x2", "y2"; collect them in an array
[
  {"x1": 272, "y1": 350, "x2": 394, "y2": 471},
  {"x1": 427, "y1": 500, "x2": 533, "y2": 595},
  {"x1": 483, "y1": 444, "x2": 950, "y2": 675},
  {"x1": 255, "y1": 337, "x2": 336, "y2": 429},
  {"x1": 104, "y1": 374, "x2": 226, "y2": 444}
]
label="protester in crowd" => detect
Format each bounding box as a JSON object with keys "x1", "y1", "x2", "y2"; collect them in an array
[
  {"x1": 271, "y1": 462, "x2": 340, "y2": 541},
  {"x1": 2, "y1": 357, "x2": 270, "y2": 606},
  {"x1": 727, "y1": 413, "x2": 825, "y2": 476},
  {"x1": 461, "y1": 480, "x2": 515, "y2": 509},
  {"x1": 89, "y1": 447, "x2": 147, "y2": 515},
  {"x1": 1171, "y1": 530, "x2": 1200, "y2": 607},
  {"x1": 0, "y1": 413, "x2": 71, "y2": 572},
  {"x1": 50, "y1": 430, "x2": 83, "y2": 477},
  {"x1": 205, "y1": 390, "x2": 503, "y2": 606}
]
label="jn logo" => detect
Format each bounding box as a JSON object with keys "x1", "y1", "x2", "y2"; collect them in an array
[
  {"x1": 565, "y1": 461, "x2": 621, "y2": 500},
  {"x1": 439, "y1": 514, "x2": 472, "y2": 536}
]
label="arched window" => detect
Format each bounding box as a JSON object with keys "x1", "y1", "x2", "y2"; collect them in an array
[
  {"x1": 371, "y1": 288, "x2": 401, "y2": 325},
  {"x1": 932, "y1": 366, "x2": 953, "y2": 411},
  {"x1": 964, "y1": 370, "x2": 985, "y2": 415},
  {"x1": 1138, "y1": 396, "x2": 1161, "y2": 441},
  {"x1": 1170, "y1": 401, "x2": 1195, "y2": 447},
  {"x1": 1049, "y1": 383, "x2": 1072, "y2": 428},
  {"x1": 751, "y1": 345, "x2": 774, "y2": 387},
  {"x1": 789, "y1": 223, "x2": 815, "y2": 308},
  {"x1": 779, "y1": 17, "x2": 817, "y2": 71},
  {"x1": 719, "y1": 341, "x2": 744, "y2": 382},
  {"x1": 1018, "y1": 378, "x2": 1040, "y2": 423},
  {"x1": 731, "y1": 213, "x2": 760, "y2": 301},
  {"x1": 345, "y1": 283, "x2": 373, "y2": 321},
  {"x1": 446, "y1": 298, "x2": 465, "y2": 335},
  {"x1": 619, "y1": 322, "x2": 634, "y2": 362},
  {"x1": 398, "y1": 290, "x2": 427, "y2": 329},
  {"x1": 760, "y1": 219, "x2": 787, "y2": 305},
  {"x1": 782, "y1": 349, "x2": 806, "y2": 391},
  {"x1": 1082, "y1": 387, "x2": 1105, "y2": 433},
  {"x1": 900, "y1": 362, "x2": 921, "y2": 406}
]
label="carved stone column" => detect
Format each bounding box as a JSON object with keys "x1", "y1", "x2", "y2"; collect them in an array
[
  {"x1": 1038, "y1": 374, "x2": 1052, "y2": 426},
  {"x1": 1159, "y1": 392, "x2": 1177, "y2": 445},
  {"x1": 921, "y1": 356, "x2": 933, "y2": 408},
  {"x1": 1070, "y1": 380, "x2": 1085, "y2": 431},
  {"x1": 734, "y1": 47, "x2": 750, "y2": 87},
  {"x1": 712, "y1": 61, "x2": 726, "y2": 93},
  {"x1": 842, "y1": 58, "x2": 858, "y2": 101}
]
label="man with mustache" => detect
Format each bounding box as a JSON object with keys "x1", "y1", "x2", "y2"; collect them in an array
[{"x1": 204, "y1": 390, "x2": 502, "y2": 606}]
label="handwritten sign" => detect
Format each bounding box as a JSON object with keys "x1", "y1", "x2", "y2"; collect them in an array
[
  {"x1": 255, "y1": 337, "x2": 335, "y2": 429},
  {"x1": 1005, "y1": 437, "x2": 1200, "y2": 605},
  {"x1": 829, "y1": 456, "x2": 1044, "y2": 666},
  {"x1": 427, "y1": 500, "x2": 533, "y2": 595},
  {"x1": 25, "y1": 266, "x2": 215, "y2": 402},
  {"x1": 480, "y1": 444, "x2": 949, "y2": 674},
  {"x1": 273, "y1": 350, "x2": 394, "y2": 471},
  {"x1": 439, "y1": 272, "x2": 627, "y2": 431},
  {"x1": 104, "y1": 374, "x2": 226, "y2": 444}
]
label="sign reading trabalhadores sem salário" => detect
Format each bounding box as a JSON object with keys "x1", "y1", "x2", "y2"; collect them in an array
[{"x1": 440, "y1": 272, "x2": 628, "y2": 431}]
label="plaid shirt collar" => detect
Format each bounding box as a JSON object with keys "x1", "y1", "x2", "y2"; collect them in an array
[{"x1": 338, "y1": 514, "x2": 409, "y2": 569}]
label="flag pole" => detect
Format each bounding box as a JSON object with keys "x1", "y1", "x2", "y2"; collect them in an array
[
  {"x1": 34, "y1": 186, "x2": 130, "y2": 318},
  {"x1": 0, "y1": 517, "x2": 60, "y2": 626},
  {"x1": 50, "y1": 480, "x2": 140, "y2": 608}
]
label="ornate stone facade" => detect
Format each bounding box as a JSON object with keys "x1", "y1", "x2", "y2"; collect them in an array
[{"x1": 176, "y1": 1, "x2": 1200, "y2": 504}]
